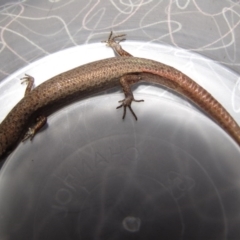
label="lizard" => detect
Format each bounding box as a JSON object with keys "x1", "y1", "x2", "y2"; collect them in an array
[{"x1": 0, "y1": 31, "x2": 239, "y2": 160}]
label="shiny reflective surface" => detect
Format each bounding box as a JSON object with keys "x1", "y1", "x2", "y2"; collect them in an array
[{"x1": 0, "y1": 94, "x2": 240, "y2": 239}]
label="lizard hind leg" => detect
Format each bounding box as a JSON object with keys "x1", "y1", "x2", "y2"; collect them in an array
[
  {"x1": 117, "y1": 74, "x2": 144, "y2": 121},
  {"x1": 103, "y1": 32, "x2": 144, "y2": 120},
  {"x1": 102, "y1": 31, "x2": 132, "y2": 57},
  {"x1": 117, "y1": 97, "x2": 144, "y2": 121}
]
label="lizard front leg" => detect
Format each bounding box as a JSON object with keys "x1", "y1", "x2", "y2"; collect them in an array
[
  {"x1": 21, "y1": 74, "x2": 34, "y2": 96},
  {"x1": 20, "y1": 74, "x2": 47, "y2": 141}
]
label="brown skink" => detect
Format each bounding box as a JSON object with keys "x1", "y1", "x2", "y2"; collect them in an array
[{"x1": 0, "y1": 33, "x2": 240, "y2": 159}]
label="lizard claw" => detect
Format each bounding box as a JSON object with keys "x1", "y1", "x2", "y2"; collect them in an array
[
  {"x1": 22, "y1": 116, "x2": 47, "y2": 142},
  {"x1": 117, "y1": 96, "x2": 144, "y2": 121},
  {"x1": 20, "y1": 74, "x2": 34, "y2": 85},
  {"x1": 22, "y1": 128, "x2": 35, "y2": 142},
  {"x1": 20, "y1": 74, "x2": 34, "y2": 96},
  {"x1": 102, "y1": 31, "x2": 131, "y2": 57},
  {"x1": 101, "y1": 31, "x2": 126, "y2": 45}
]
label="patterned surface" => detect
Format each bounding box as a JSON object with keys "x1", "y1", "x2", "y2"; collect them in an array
[{"x1": 0, "y1": 0, "x2": 239, "y2": 82}]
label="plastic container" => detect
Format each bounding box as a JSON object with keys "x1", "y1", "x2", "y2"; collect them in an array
[{"x1": 0, "y1": 42, "x2": 240, "y2": 239}]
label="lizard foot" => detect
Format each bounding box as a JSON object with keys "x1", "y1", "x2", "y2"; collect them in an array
[
  {"x1": 117, "y1": 96, "x2": 144, "y2": 121},
  {"x1": 20, "y1": 74, "x2": 34, "y2": 96},
  {"x1": 22, "y1": 116, "x2": 47, "y2": 142}
]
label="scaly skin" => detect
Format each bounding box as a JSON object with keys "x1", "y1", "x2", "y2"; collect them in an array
[{"x1": 0, "y1": 56, "x2": 240, "y2": 158}]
